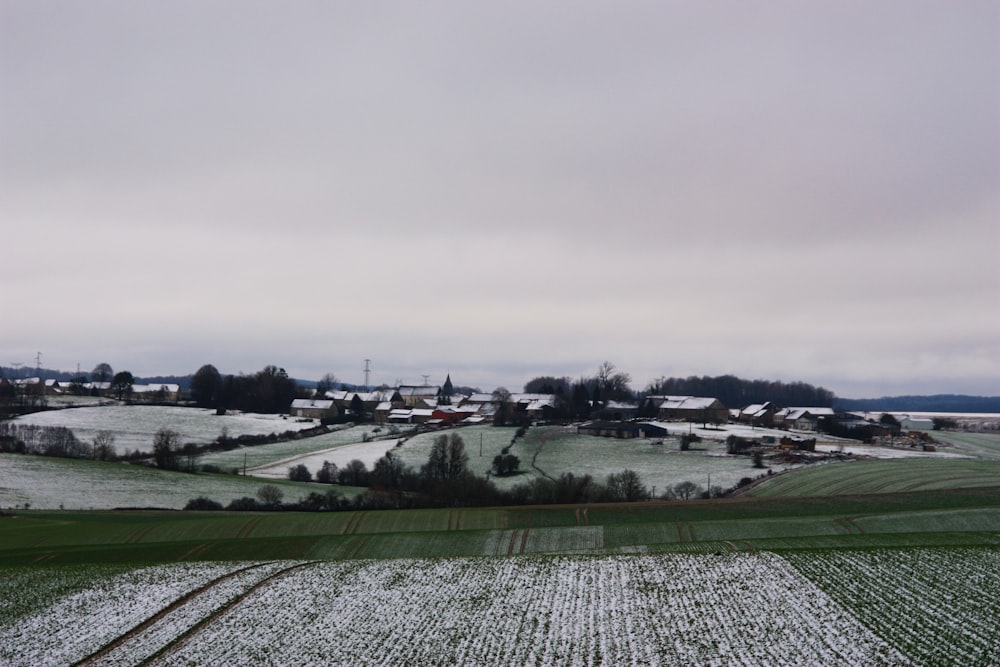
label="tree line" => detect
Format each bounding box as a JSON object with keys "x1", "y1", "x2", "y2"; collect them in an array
[
  {"x1": 643, "y1": 374, "x2": 835, "y2": 407},
  {"x1": 520, "y1": 364, "x2": 836, "y2": 421},
  {"x1": 189, "y1": 364, "x2": 304, "y2": 414}
]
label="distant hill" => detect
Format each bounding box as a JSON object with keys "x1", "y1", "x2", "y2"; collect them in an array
[{"x1": 835, "y1": 394, "x2": 1000, "y2": 413}]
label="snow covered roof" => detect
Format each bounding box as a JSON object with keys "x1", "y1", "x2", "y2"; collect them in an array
[
  {"x1": 388, "y1": 408, "x2": 434, "y2": 419},
  {"x1": 132, "y1": 383, "x2": 180, "y2": 394},
  {"x1": 776, "y1": 407, "x2": 835, "y2": 419},
  {"x1": 741, "y1": 402, "x2": 774, "y2": 417},
  {"x1": 329, "y1": 390, "x2": 392, "y2": 403},
  {"x1": 396, "y1": 385, "x2": 439, "y2": 397},
  {"x1": 647, "y1": 395, "x2": 723, "y2": 410},
  {"x1": 291, "y1": 398, "x2": 334, "y2": 409},
  {"x1": 434, "y1": 405, "x2": 480, "y2": 415},
  {"x1": 511, "y1": 393, "x2": 555, "y2": 402},
  {"x1": 462, "y1": 393, "x2": 495, "y2": 404},
  {"x1": 361, "y1": 390, "x2": 394, "y2": 402}
]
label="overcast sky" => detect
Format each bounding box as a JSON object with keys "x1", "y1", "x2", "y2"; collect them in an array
[{"x1": 2, "y1": 1, "x2": 998, "y2": 398}]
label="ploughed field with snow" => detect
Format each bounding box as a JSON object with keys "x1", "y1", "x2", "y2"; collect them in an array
[{"x1": 2, "y1": 548, "x2": 997, "y2": 666}]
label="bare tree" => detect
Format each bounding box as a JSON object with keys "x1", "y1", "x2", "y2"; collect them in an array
[
  {"x1": 110, "y1": 371, "x2": 134, "y2": 401},
  {"x1": 605, "y1": 469, "x2": 650, "y2": 502},
  {"x1": 673, "y1": 480, "x2": 703, "y2": 500},
  {"x1": 595, "y1": 361, "x2": 633, "y2": 403},
  {"x1": 337, "y1": 459, "x2": 369, "y2": 486},
  {"x1": 256, "y1": 484, "x2": 284, "y2": 506},
  {"x1": 91, "y1": 363, "x2": 113, "y2": 383},
  {"x1": 316, "y1": 460, "x2": 337, "y2": 484},
  {"x1": 491, "y1": 387, "x2": 512, "y2": 426},
  {"x1": 422, "y1": 433, "x2": 470, "y2": 483},
  {"x1": 153, "y1": 428, "x2": 180, "y2": 470},
  {"x1": 315, "y1": 372, "x2": 338, "y2": 397},
  {"x1": 92, "y1": 430, "x2": 116, "y2": 461}
]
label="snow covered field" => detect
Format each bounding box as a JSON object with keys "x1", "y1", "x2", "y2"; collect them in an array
[
  {"x1": 198, "y1": 424, "x2": 377, "y2": 473},
  {"x1": 3, "y1": 549, "x2": 996, "y2": 666},
  {"x1": 247, "y1": 437, "x2": 402, "y2": 479},
  {"x1": 9, "y1": 405, "x2": 317, "y2": 453},
  {"x1": 0, "y1": 454, "x2": 324, "y2": 510}
]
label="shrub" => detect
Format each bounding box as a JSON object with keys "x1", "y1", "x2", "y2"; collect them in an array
[
  {"x1": 184, "y1": 496, "x2": 223, "y2": 511},
  {"x1": 492, "y1": 453, "x2": 521, "y2": 476},
  {"x1": 226, "y1": 496, "x2": 259, "y2": 511}
]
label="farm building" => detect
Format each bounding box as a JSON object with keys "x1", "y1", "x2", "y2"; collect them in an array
[
  {"x1": 290, "y1": 398, "x2": 338, "y2": 419},
  {"x1": 899, "y1": 416, "x2": 935, "y2": 431},
  {"x1": 739, "y1": 402, "x2": 776, "y2": 426},
  {"x1": 773, "y1": 407, "x2": 835, "y2": 431},
  {"x1": 578, "y1": 421, "x2": 670, "y2": 439},
  {"x1": 512, "y1": 393, "x2": 559, "y2": 421},
  {"x1": 388, "y1": 408, "x2": 435, "y2": 424},
  {"x1": 595, "y1": 400, "x2": 640, "y2": 422},
  {"x1": 430, "y1": 405, "x2": 481, "y2": 426},
  {"x1": 130, "y1": 384, "x2": 182, "y2": 402},
  {"x1": 396, "y1": 385, "x2": 441, "y2": 407},
  {"x1": 641, "y1": 395, "x2": 729, "y2": 424},
  {"x1": 327, "y1": 389, "x2": 398, "y2": 419}
]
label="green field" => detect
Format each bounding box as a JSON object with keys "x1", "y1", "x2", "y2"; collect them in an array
[
  {"x1": 929, "y1": 430, "x2": 1000, "y2": 460},
  {"x1": 746, "y1": 458, "x2": 1000, "y2": 497},
  {"x1": 2, "y1": 484, "x2": 998, "y2": 566}
]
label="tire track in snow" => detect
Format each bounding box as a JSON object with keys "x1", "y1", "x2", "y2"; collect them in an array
[
  {"x1": 71, "y1": 562, "x2": 280, "y2": 667},
  {"x1": 141, "y1": 561, "x2": 320, "y2": 666}
]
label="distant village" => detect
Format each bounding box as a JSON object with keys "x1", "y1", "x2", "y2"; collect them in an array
[{"x1": 2, "y1": 373, "x2": 941, "y2": 438}]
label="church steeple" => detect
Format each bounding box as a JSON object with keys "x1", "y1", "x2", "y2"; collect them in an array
[{"x1": 441, "y1": 373, "x2": 454, "y2": 405}]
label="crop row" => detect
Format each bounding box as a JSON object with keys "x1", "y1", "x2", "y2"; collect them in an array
[
  {"x1": 147, "y1": 554, "x2": 906, "y2": 666},
  {"x1": 7, "y1": 550, "x2": 995, "y2": 666},
  {"x1": 783, "y1": 547, "x2": 1000, "y2": 665}
]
